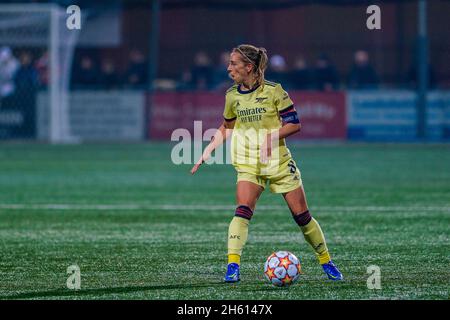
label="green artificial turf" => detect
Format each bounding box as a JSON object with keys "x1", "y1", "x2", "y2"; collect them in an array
[{"x1": 0, "y1": 142, "x2": 448, "y2": 300}]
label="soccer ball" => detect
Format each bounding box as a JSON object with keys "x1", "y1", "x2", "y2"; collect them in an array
[{"x1": 264, "y1": 251, "x2": 302, "y2": 287}]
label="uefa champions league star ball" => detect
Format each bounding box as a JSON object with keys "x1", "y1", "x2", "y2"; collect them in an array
[{"x1": 264, "y1": 251, "x2": 302, "y2": 287}]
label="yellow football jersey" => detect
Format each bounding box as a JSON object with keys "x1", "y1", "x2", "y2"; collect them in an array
[{"x1": 223, "y1": 80, "x2": 296, "y2": 176}]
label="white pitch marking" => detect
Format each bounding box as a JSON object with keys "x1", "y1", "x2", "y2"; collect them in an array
[{"x1": 0, "y1": 204, "x2": 449, "y2": 212}]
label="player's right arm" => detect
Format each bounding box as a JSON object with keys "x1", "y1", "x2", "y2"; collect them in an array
[
  {"x1": 190, "y1": 119, "x2": 234, "y2": 175},
  {"x1": 191, "y1": 91, "x2": 236, "y2": 175}
]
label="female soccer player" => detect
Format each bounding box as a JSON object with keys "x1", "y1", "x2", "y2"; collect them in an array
[{"x1": 191, "y1": 44, "x2": 343, "y2": 282}]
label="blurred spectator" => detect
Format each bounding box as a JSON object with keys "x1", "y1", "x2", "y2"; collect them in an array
[
  {"x1": 124, "y1": 49, "x2": 148, "y2": 88},
  {"x1": 289, "y1": 55, "x2": 312, "y2": 90},
  {"x1": 99, "y1": 58, "x2": 119, "y2": 90},
  {"x1": 178, "y1": 68, "x2": 194, "y2": 91},
  {"x1": 311, "y1": 54, "x2": 339, "y2": 91},
  {"x1": 212, "y1": 51, "x2": 233, "y2": 91},
  {"x1": 189, "y1": 51, "x2": 214, "y2": 90},
  {"x1": 14, "y1": 52, "x2": 39, "y2": 89},
  {"x1": 347, "y1": 50, "x2": 379, "y2": 89},
  {"x1": 0, "y1": 46, "x2": 19, "y2": 99},
  {"x1": 14, "y1": 51, "x2": 39, "y2": 138},
  {"x1": 72, "y1": 55, "x2": 99, "y2": 88},
  {"x1": 35, "y1": 51, "x2": 49, "y2": 88},
  {"x1": 265, "y1": 54, "x2": 291, "y2": 87}
]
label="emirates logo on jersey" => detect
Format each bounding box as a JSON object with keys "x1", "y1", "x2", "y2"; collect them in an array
[{"x1": 236, "y1": 107, "x2": 267, "y2": 117}]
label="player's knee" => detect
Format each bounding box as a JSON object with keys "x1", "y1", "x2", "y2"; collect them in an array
[
  {"x1": 235, "y1": 205, "x2": 254, "y2": 220},
  {"x1": 292, "y1": 210, "x2": 312, "y2": 226}
]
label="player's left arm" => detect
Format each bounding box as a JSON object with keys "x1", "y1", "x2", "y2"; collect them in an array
[
  {"x1": 260, "y1": 86, "x2": 301, "y2": 163},
  {"x1": 261, "y1": 112, "x2": 301, "y2": 163},
  {"x1": 274, "y1": 84, "x2": 301, "y2": 139},
  {"x1": 275, "y1": 105, "x2": 301, "y2": 139}
]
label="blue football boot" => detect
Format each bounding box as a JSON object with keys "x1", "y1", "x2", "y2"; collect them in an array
[
  {"x1": 224, "y1": 263, "x2": 240, "y2": 283},
  {"x1": 322, "y1": 260, "x2": 343, "y2": 281}
]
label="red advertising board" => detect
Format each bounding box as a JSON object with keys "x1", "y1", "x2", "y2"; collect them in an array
[
  {"x1": 290, "y1": 91, "x2": 347, "y2": 139},
  {"x1": 148, "y1": 92, "x2": 224, "y2": 139},
  {"x1": 148, "y1": 91, "x2": 346, "y2": 140}
]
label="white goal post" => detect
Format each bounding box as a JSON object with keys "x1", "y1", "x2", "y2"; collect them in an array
[{"x1": 0, "y1": 3, "x2": 80, "y2": 143}]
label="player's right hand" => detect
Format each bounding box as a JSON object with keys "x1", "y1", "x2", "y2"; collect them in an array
[{"x1": 190, "y1": 159, "x2": 203, "y2": 175}]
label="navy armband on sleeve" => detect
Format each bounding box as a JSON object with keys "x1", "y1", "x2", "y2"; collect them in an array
[
  {"x1": 224, "y1": 116, "x2": 237, "y2": 122},
  {"x1": 279, "y1": 105, "x2": 300, "y2": 124}
]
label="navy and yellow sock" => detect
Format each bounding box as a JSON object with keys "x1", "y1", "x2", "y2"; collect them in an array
[
  {"x1": 293, "y1": 210, "x2": 331, "y2": 265},
  {"x1": 227, "y1": 205, "x2": 253, "y2": 265}
]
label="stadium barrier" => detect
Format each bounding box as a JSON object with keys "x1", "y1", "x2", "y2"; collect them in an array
[
  {"x1": 148, "y1": 91, "x2": 347, "y2": 140},
  {"x1": 37, "y1": 91, "x2": 144, "y2": 141},
  {"x1": 347, "y1": 90, "x2": 450, "y2": 141},
  {"x1": 26, "y1": 90, "x2": 450, "y2": 142}
]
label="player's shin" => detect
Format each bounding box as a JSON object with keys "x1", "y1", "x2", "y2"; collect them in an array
[
  {"x1": 293, "y1": 210, "x2": 331, "y2": 265},
  {"x1": 227, "y1": 205, "x2": 253, "y2": 265}
]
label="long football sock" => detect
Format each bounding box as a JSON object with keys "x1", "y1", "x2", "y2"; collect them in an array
[
  {"x1": 227, "y1": 206, "x2": 253, "y2": 265},
  {"x1": 228, "y1": 254, "x2": 241, "y2": 265},
  {"x1": 293, "y1": 210, "x2": 331, "y2": 265}
]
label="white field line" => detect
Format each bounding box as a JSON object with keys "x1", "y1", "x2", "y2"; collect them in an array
[{"x1": 0, "y1": 204, "x2": 449, "y2": 212}]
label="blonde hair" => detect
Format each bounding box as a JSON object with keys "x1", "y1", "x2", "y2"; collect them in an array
[{"x1": 233, "y1": 44, "x2": 268, "y2": 88}]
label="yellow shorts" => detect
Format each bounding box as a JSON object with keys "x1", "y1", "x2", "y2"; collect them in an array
[{"x1": 236, "y1": 158, "x2": 302, "y2": 194}]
